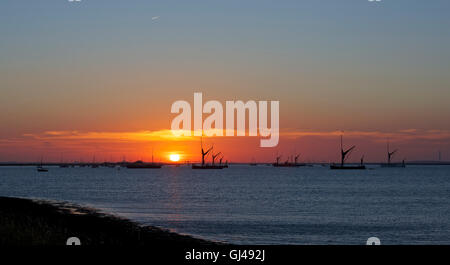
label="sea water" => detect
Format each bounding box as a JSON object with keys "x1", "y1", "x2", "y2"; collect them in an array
[{"x1": 0, "y1": 165, "x2": 449, "y2": 244}]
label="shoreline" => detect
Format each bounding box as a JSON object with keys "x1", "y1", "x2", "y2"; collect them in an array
[{"x1": 0, "y1": 196, "x2": 219, "y2": 246}]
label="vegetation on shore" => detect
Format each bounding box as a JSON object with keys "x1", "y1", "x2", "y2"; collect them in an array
[{"x1": 0, "y1": 196, "x2": 215, "y2": 246}]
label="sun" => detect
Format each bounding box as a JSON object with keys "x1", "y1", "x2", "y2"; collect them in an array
[{"x1": 169, "y1": 154, "x2": 180, "y2": 162}]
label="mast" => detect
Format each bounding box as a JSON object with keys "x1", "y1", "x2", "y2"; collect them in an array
[
  {"x1": 341, "y1": 135, "x2": 344, "y2": 166},
  {"x1": 340, "y1": 134, "x2": 355, "y2": 166},
  {"x1": 200, "y1": 137, "x2": 212, "y2": 166},
  {"x1": 212, "y1": 151, "x2": 221, "y2": 165},
  {"x1": 294, "y1": 154, "x2": 300, "y2": 165},
  {"x1": 387, "y1": 140, "x2": 397, "y2": 164},
  {"x1": 276, "y1": 155, "x2": 282, "y2": 165},
  {"x1": 387, "y1": 140, "x2": 390, "y2": 164}
]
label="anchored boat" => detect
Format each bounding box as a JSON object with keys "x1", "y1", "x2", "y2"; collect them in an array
[
  {"x1": 330, "y1": 135, "x2": 366, "y2": 170},
  {"x1": 37, "y1": 158, "x2": 49, "y2": 172},
  {"x1": 273, "y1": 153, "x2": 307, "y2": 167},
  {"x1": 380, "y1": 140, "x2": 406, "y2": 168},
  {"x1": 192, "y1": 138, "x2": 226, "y2": 169},
  {"x1": 126, "y1": 148, "x2": 162, "y2": 168}
]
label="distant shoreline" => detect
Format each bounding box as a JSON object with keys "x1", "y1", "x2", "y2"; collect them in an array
[
  {"x1": 0, "y1": 196, "x2": 218, "y2": 246},
  {"x1": 1, "y1": 161, "x2": 450, "y2": 166}
]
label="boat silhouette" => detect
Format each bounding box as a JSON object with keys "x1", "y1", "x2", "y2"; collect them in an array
[
  {"x1": 36, "y1": 166, "x2": 48, "y2": 172},
  {"x1": 192, "y1": 138, "x2": 226, "y2": 169},
  {"x1": 219, "y1": 155, "x2": 228, "y2": 168},
  {"x1": 272, "y1": 153, "x2": 306, "y2": 167},
  {"x1": 37, "y1": 158, "x2": 49, "y2": 172},
  {"x1": 330, "y1": 135, "x2": 366, "y2": 170},
  {"x1": 91, "y1": 155, "x2": 99, "y2": 168},
  {"x1": 380, "y1": 140, "x2": 406, "y2": 168},
  {"x1": 126, "y1": 149, "x2": 162, "y2": 168}
]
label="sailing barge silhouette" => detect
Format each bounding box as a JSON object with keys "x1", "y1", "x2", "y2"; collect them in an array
[
  {"x1": 330, "y1": 135, "x2": 366, "y2": 170},
  {"x1": 380, "y1": 141, "x2": 406, "y2": 168},
  {"x1": 272, "y1": 154, "x2": 306, "y2": 167},
  {"x1": 192, "y1": 139, "x2": 227, "y2": 169}
]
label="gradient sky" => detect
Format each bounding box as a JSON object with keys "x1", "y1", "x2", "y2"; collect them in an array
[{"x1": 1, "y1": 0, "x2": 450, "y2": 163}]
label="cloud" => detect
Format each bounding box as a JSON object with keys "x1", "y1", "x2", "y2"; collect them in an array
[
  {"x1": 2, "y1": 128, "x2": 450, "y2": 162},
  {"x1": 282, "y1": 129, "x2": 450, "y2": 142},
  {"x1": 11, "y1": 128, "x2": 450, "y2": 144},
  {"x1": 22, "y1": 130, "x2": 194, "y2": 142},
  {"x1": 151, "y1": 16, "x2": 160, "y2": 20}
]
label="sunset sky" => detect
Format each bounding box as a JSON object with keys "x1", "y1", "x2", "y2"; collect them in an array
[{"x1": 1, "y1": 0, "x2": 450, "y2": 163}]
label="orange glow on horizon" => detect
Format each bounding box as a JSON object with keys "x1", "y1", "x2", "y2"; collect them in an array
[{"x1": 1, "y1": 128, "x2": 450, "y2": 163}]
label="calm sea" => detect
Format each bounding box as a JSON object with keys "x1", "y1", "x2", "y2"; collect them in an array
[{"x1": 1, "y1": 165, "x2": 449, "y2": 244}]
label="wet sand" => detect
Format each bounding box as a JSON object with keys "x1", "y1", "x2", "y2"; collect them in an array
[{"x1": 0, "y1": 196, "x2": 217, "y2": 246}]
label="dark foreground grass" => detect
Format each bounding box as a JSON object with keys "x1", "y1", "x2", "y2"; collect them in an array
[{"x1": 0, "y1": 196, "x2": 216, "y2": 246}]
